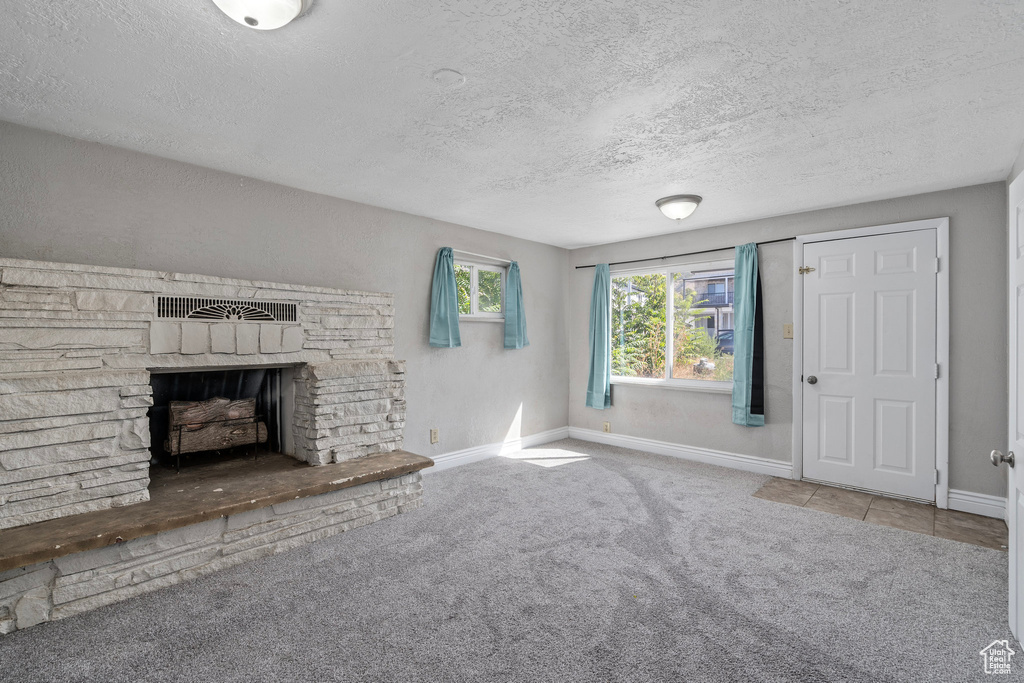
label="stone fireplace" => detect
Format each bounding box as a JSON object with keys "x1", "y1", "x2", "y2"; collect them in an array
[{"x1": 0, "y1": 257, "x2": 407, "y2": 531}]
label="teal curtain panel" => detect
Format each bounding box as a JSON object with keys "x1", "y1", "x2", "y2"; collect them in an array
[
  {"x1": 732, "y1": 243, "x2": 765, "y2": 426},
  {"x1": 503, "y1": 261, "x2": 530, "y2": 349},
  {"x1": 586, "y1": 264, "x2": 612, "y2": 409},
  {"x1": 428, "y1": 247, "x2": 462, "y2": 348}
]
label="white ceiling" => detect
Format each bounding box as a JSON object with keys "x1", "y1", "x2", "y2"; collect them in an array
[{"x1": 1, "y1": 1, "x2": 1022, "y2": 248}]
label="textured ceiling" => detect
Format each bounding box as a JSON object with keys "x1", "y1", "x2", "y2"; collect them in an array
[{"x1": 1, "y1": 1, "x2": 1023, "y2": 248}]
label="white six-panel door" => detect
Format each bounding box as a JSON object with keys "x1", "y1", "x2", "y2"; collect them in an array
[{"x1": 802, "y1": 229, "x2": 937, "y2": 501}]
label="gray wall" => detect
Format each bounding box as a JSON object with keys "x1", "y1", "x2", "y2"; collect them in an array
[
  {"x1": 569, "y1": 183, "x2": 1008, "y2": 498},
  {"x1": 0, "y1": 120, "x2": 1011, "y2": 498},
  {"x1": 0, "y1": 121, "x2": 570, "y2": 459}
]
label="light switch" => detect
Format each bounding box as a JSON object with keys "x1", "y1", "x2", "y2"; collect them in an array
[{"x1": 783, "y1": 323, "x2": 794, "y2": 339}]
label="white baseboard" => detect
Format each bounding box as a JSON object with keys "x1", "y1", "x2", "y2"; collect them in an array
[
  {"x1": 426, "y1": 427, "x2": 571, "y2": 473},
  {"x1": 428, "y1": 426, "x2": 1008, "y2": 520},
  {"x1": 566, "y1": 427, "x2": 792, "y2": 478},
  {"x1": 569, "y1": 429, "x2": 1008, "y2": 517},
  {"x1": 947, "y1": 488, "x2": 1007, "y2": 520}
]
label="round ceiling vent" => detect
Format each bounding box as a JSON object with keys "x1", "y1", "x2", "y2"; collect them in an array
[
  {"x1": 211, "y1": 0, "x2": 311, "y2": 31},
  {"x1": 432, "y1": 69, "x2": 466, "y2": 89}
]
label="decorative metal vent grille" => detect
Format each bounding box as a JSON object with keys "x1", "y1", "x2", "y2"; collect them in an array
[{"x1": 156, "y1": 296, "x2": 297, "y2": 322}]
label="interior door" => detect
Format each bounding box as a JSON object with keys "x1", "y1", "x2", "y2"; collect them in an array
[
  {"x1": 802, "y1": 229, "x2": 937, "y2": 500},
  {"x1": 1006, "y1": 170, "x2": 1024, "y2": 638}
]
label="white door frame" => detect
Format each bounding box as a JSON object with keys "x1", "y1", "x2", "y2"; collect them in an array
[
  {"x1": 790, "y1": 217, "x2": 950, "y2": 507},
  {"x1": 1006, "y1": 170, "x2": 1024, "y2": 635}
]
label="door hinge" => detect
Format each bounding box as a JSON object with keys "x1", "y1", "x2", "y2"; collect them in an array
[
  {"x1": 934, "y1": 257, "x2": 940, "y2": 273},
  {"x1": 934, "y1": 469, "x2": 940, "y2": 485},
  {"x1": 934, "y1": 363, "x2": 940, "y2": 379},
  {"x1": 798, "y1": 266, "x2": 816, "y2": 275}
]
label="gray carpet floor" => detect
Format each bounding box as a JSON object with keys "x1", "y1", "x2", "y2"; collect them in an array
[{"x1": 0, "y1": 439, "x2": 1018, "y2": 682}]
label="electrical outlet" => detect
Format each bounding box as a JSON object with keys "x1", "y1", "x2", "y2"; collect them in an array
[
  {"x1": 603, "y1": 421, "x2": 611, "y2": 433},
  {"x1": 430, "y1": 428, "x2": 439, "y2": 444},
  {"x1": 783, "y1": 323, "x2": 794, "y2": 339}
]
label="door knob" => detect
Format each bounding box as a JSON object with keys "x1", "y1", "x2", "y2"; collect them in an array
[
  {"x1": 990, "y1": 450, "x2": 1015, "y2": 468},
  {"x1": 807, "y1": 376, "x2": 818, "y2": 385}
]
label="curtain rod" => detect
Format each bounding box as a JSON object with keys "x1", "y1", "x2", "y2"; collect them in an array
[
  {"x1": 452, "y1": 248, "x2": 513, "y2": 265},
  {"x1": 573, "y1": 237, "x2": 796, "y2": 270}
]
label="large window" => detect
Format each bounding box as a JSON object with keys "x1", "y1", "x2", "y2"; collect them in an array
[
  {"x1": 611, "y1": 263, "x2": 734, "y2": 388},
  {"x1": 454, "y1": 261, "x2": 504, "y2": 319}
]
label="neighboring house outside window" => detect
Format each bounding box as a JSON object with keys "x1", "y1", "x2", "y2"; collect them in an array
[{"x1": 682, "y1": 271, "x2": 734, "y2": 334}]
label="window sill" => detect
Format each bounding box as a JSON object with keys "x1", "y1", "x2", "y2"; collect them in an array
[
  {"x1": 611, "y1": 377, "x2": 733, "y2": 394},
  {"x1": 459, "y1": 315, "x2": 504, "y2": 323}
]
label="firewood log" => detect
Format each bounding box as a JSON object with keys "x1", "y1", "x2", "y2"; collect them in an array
[
  {"x1": 169, "y1": 397, "x2": 255, "y2": 426},
  {"x1": 165, "y1": 397, "x2": 267, "y2": 455},
  {"x1": 165, "y1": 422, "x2": 268, "y2": 455}
]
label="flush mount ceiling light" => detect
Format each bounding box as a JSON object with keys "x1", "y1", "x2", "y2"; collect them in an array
[
  {"x1": 211, "y1": 0, "x2": 311, "y2": 30},
  {"x1": 655, "y1": 194, "x2": 702, "y2": 220}
]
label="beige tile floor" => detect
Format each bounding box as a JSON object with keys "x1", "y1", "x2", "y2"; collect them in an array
[{"x1": 753, "y1": 477, "x2": 1008, "y2": 551}]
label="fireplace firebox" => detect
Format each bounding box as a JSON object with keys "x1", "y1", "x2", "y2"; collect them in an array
[{"x1": 148, "y1": 368, "x2": 291, "y2": 470}]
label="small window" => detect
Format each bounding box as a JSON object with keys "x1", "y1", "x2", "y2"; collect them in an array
[
  {"x1": 454, "y1": 261, "x2": 504, "y2": 319},
  {"x1": 611, "y1": 261, "x2": 734, "y2": 389}
]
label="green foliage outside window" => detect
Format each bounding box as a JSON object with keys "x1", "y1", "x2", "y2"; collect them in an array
[
  {"x1": 612, "y1": 274, "x2": 666, "y2": 378},
  {"x1": 455, "y1": 264, "x2": 502, "y2": 316},
  {"x1": 478, "y1": 270, "x2": 502, "y2": 313},
  {"x1": 455, "y1": 264, "x2": 472, "y2": 315}
]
